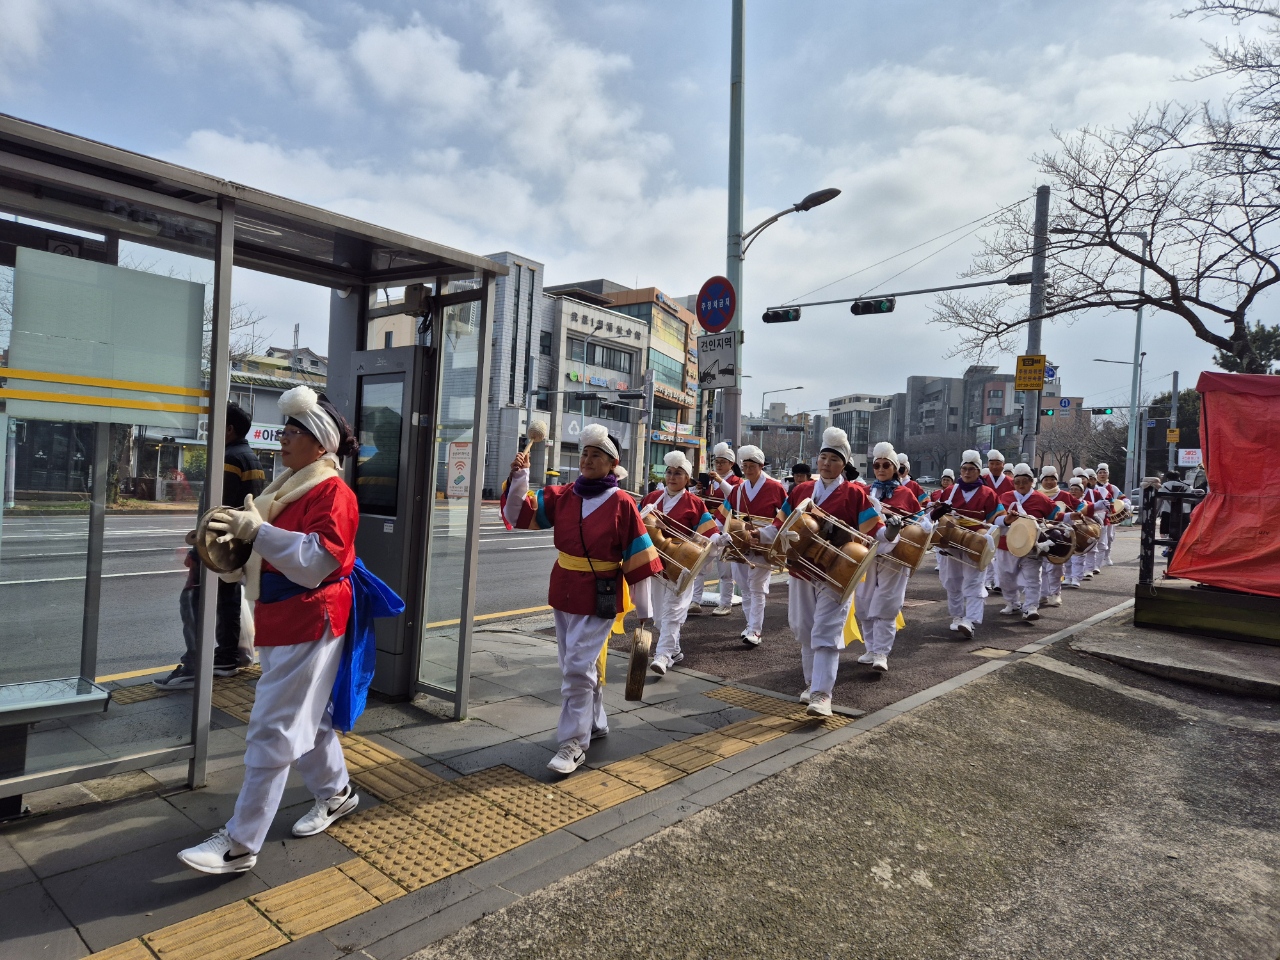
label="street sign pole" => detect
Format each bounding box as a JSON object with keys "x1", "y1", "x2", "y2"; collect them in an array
[
  {"x1": 1167, "y1": 370, "x2": 1179, "y2": 473},
  {"x1": 723, "y1": 0, "x2": 746, "y2": 450},
  {"x1": 1021, "y1": 185, "x2": 1050, "y2": 464}
]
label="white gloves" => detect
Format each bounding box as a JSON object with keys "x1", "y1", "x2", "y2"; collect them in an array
[
  {"x1": 776, "y1": 529, "x2": 800, "y2": 551},
  {"x1": 207, "y1": 495, "x2": 264, "y2": 543}
]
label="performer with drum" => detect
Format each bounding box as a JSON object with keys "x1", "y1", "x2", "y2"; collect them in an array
[
  {"x1": 1036, "y1": 466, "x2": 1081, "y2": 608},
  {"x1": 1080, "y1": 468, "x2": 1109, "y2": 579},
  {"x1": 929, "y1": 469, "x2": 955, "y2": 502},
  {"x1": 641, "y1": 451, "x2": 718, "y2": 676},
  {"x1": 690, "y1": 441, "x2": 741, "y2": 618},
  {"x1": 504, "y1": 424, "x2": 663, "y2": 774},
  {"x1": 1095, "y1": 463, "x2": 1128, "y2": 569},
  {"x1": 994, "y1": 463, "x2": 1063, "y2": 621},
  {"x1": 857, "y1": 443, "x2": 934, "y2": 671},
  {"x1": 982, "y1": 450, "x2": 1013, "y2": 594},
  {"x1": 1063, "y1": 476, "x2": 1095, "y2": 588},
  {"x1": 760, "y1": 427, "x2": 882, "y2": 717},
  {"x1": 896, "y1": 453, "x2": 929, "y2": 508},
  {"x1": 930, "y1": 450, "x2": 1000, "y2": 639},
  {"x1": 720, "y1": 444, "x2": 788, "y2": 647}
]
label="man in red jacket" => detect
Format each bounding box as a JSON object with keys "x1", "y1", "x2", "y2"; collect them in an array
[{"x1": 994, "y1": 463, "x2": 1063, "y2": 621}]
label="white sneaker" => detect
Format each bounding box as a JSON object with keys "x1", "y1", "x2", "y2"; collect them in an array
[
  {"x1": 857, "y1": 651, "x2": 875, "y2": 664},
  {"x1": 1092, "y1": 568, "x2": 1101, "y2": 576},
  {"x1": 799, "y1": 687, "x2": 811, "y2": 703},
  {"x1": 742, "y1": 632, "x2": 762, "y2": 647},
  {"x1": 292, "y1": 784, "x2": 359, "y2": 837},
  {"x1": 871, "y1": 655, "x2": 889, "y2": 673},
  {"x1": 1065, "y1": 578, "x2": 1079, "y2": 589},
  {"x1": 671, "y1": 651, "x2": 685, "y2": 665},
  {"x1": 980, "y1": 587, "x2": 989, "y2": 598},
  {"x1": 1042, "y1": 595, "x2": 1061, "y2": 607},
  {"x1": 957, "y1": 619, "x2": 974, "y2": 639},
  {"x1": 650, "y1": 655, "x2": 670, "y2": 676},
  {"x1": 711, "y1": 605, "x2": 732, "y2": 617},
  {"x1": 591, "y1": 725, "x2": 609, "y2": 738},
  {"x1": 1082, "y1": 572, "x2": 1093, "y2": 581},
  {"x1": 548, "y1": 740, "x2": 586, "y2": 775},
  {"x1": 178, "y1": 828, "x2": 256, "y2": 875},
  {"x1": 1023, "y1": 608, "x2": 1040, "y2": 622},
  {"x1": 1000, "y1": 604, "x2": 1017, "y2": 615},
  {"x1": 687, "y1": 602, "x2": 703, "y2": 616},
  {"x1": 806, "y1": 692, "x2": 833, "y2": 717},
  {"x1": 949, "y1": 618, "x2": 960, "y2": 632}
]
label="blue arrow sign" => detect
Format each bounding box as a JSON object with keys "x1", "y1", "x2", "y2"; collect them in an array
[
  {"x1": 1058, "y1": 398, "x2": 1070, "y2": 408},
  {"x1": 1044, "y1": 365, "x2": 1057, "y2": 379}
]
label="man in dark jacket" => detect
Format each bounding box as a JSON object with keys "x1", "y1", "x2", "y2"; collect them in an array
[{"x1": 156, "y1": 403, "x2": 266, "y2": 687}]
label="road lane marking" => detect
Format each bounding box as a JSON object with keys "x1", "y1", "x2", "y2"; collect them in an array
[
  {"x1": 96, "y1": 663, "x2": 179, "y2": 683},
  {"x1": 425, "y1": 604, "x2": 553, "y2": 628},
  {"x1": 504, "y1": 544, "x2": 555, "y2": 551},
  {"x1": 0, "y1": 569, "x2": 185, "y2": 586}
]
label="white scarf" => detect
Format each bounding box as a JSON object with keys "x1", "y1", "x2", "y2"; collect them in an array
[
  {"x1": 238, "y1": 458, "x2": 339, "y2": 600},
  {"x1": 813, "y1": 475, "x2": 844, "y2": 506}
]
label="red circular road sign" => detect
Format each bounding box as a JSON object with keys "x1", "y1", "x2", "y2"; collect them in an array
[{"x1": 696, "y1": 276, "x2": 736, "y2": 333}]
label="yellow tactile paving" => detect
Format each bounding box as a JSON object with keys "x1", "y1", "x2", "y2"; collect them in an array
[
  {"x1": 85, "y1": 940, "x2": 155, "y2": 960},
  {"x1": 680, "y1": 730, "x2": 756, "y2": 758},
  {"x1": 143, "y1": 899, "x2": 287, "y2": 960},
  {"x1": 436, "y1": 805, "x2": 545, "y2": 858},
  {"x1": 390, "y1": 781, "x2": 492, "y2": 829},
  {"x1": 338, "y1": 857, "x2": 407, "y2": 903},
  {"x1": 339, "y1": 733, "x2": 404, "y2": 773},
  {"x1": 326, "y1": 803, "x2": 426, "y2": 856},
  {"x1": 209, "y1": 681, "x2": 256, "y2": 723},
  {"x1": 351, "y1": 759, "x2": 444, "y2": 800},
  {"x1": 361, "y1": 830, "x2": 481, "y2": 891},
  {"x1": 454, "y1": 766, "x2": 598, "y2": 830},
  {"x1": 249, "y1": 866, "x2": 380, "y2": 939},
  {"x1": 643, "y1": 740, "x2": 722, "y2": 773},
  {"x1": 601, "y1": 755, "x2": 685, "y2": 791},
  {"x1": 715, "y1": 719, "x2": 793, "y2": 745},
  {"x1": 109, "y1": 684, "x2": 170, "y2": 706},
  {"x1": 556, "y1": 769, "x2": 644, "y2": 808}
]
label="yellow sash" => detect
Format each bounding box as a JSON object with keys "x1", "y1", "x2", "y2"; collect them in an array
[
  {"x1": 555, "y1": 551, "x2": 636, "y2": 681},
  {"x1": 842, "y1": 592, "x2": 907, "y2": 647}
]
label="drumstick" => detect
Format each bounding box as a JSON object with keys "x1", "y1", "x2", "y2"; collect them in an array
[{"x1": 522, "y1": 419, "x2": 548, "y2": 458}]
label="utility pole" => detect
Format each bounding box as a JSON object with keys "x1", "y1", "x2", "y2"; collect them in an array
[
  {"x1": 723, "y1": 0, "x2": 746, "y2": 449},
  {"x1": 1021, "y1": 185, "x2": 1050, "y2": 464},
  {"x1": 1167, "y1": 370, "x2": 1179, "y2": 473}
]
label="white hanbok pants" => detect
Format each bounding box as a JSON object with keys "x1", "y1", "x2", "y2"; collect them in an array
[
  {"x1": 939, "y1": 552, "x2": 987, "y2": 623},
  {"x1": 552, "y1": 610, "x2": 611, "y2": 748},
  {"x1": 788, "y1": 576, "x2": 852, "y2": 697},
  {"x1": 855, "y1": 559, "x2": 910, "y2": 659},
  {"x1": 692, "y1": 556, "x2": 735, "y2": 608},
  {"x1": 998, "y1": 551, "x2": 1043, "y2": 612},
  {"x1": 227, "y1": 628, "x2": 348, "y2": 854},
  {"x1": 1102, "y1": 523, "x2": 1117, "y2": 564},
  {"x1": 653, "y1": 575, "x2": 695, "y2": 662},
  {"x1": 1040, "y1": 557, "x2": 1064, "y2": 598},
  {"x1": 1065, "y1": 551, "x2": 1085, "y2": 583},
  {"x1": 731, "y1": 560, "x2": 772, "y2": 636}
]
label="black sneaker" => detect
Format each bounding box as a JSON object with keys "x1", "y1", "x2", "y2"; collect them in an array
[
  {"x1": 213, "y1": 662, "x2": 241, "y2": 678},
  {"x1": 153, "y1": 667, "x2": 195, "y2": 690}
]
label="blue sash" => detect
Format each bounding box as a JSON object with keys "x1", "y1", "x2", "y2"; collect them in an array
[{"x1": 258, "y1": 559, "x2": 404, "y2": 731}]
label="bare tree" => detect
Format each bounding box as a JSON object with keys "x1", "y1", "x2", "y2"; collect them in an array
[{"x1": 1037, "y1": 412, "x2": 1100, "y2": 474}]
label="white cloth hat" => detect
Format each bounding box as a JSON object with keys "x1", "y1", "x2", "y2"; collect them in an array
[
  {"x1": 1096, "y1": 462, "x2": 1110, "y2": 472},
  {"x1": 712, "y1": 441, "x2": 734, "y2": 462},
  {"x1": 871, "y1": 441, "x2": 897, "y2": 464},
  {"x1": 736, "y1": 444, "x2": 765, "y2": 466},
  {"x1": 1069, "y1": 477, "x2": 1084, "y2": 489},
  {"x1": 663, "y1": 450, "x2": 694, "y2": 476},
  {"x1": 1072, "y1": 467, "x2": 1085, "y2": 478},
  {"x1": 1040, "y1": 465, "x2": 1058, "y2": 479},
  {"x1": 896, "y1": 452, "x2": 910, "y2": 467},
  {"x1": 942, "y1": 468, "x2": 955, "y2": 479},
  {"x1": 961, "y1": 449, "x2": 983, "y2": 468},
  {"x1": 987, "y1": 449, "x2": 1005, "y2": 463},
  {"x1": 1012, "y1": 462, "x2": 1034, "y2": 478},
  {"x1": 280, "y1": 385, "x2": 341, "y2": 466},
  {"x1": 820, "y1": 426, "x2": 852, "y2": 463},
  {"x1": 580, "y1": 423, "x2": 624, "y2": 478},
  {"x1": 1085, "y1": 468, "x2": 1097, "y2": 479}
]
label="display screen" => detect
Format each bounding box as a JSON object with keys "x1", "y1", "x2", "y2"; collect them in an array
[{"x1": 355, "y1": 374, "x2": 405, "y2": 516}]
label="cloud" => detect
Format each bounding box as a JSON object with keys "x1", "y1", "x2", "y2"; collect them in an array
[
  {"x1": 350, "y1": 19, "x2": 491, "y2": 124},
  {"x1": 0, "y1": 0, "x2": 52, "y2": 93}
]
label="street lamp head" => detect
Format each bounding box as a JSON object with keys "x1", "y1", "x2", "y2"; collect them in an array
[{"x1": 795, "y1": 188, "x2": 841, "y2": 212}]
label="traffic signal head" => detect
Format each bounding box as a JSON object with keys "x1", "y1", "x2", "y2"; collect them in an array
[
  {"x1": 1040, "y1": 408, "x2": 1055, "y2": 416},
  {"x1": 762, "y1": 308, "x2": 802, "y2": 323},
  {"x1": 1090, "y1": 407, "x2": 1114, "y2": 415},
  {"x1": 850, "y1": 298, "x2": 896, "y2": 316}
]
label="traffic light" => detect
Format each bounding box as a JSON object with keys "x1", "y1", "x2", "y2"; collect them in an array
[
  {"x1": 850, "y1": 298, "x2": 896, "y2": 316},
  {"x1": 1040, "y1": 408, "x2": 1055, "y2": 417},
  {"x1": 762, "y1": 308, "x2": 802, "y2": 323},
  {"x1": 1090, "y1": 407, "x2": 1114, "y2": 415}
]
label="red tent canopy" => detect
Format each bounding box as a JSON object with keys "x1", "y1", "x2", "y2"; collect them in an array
[{"x1": 1167, "y1": 372, "x2": 1280, "y2": 596}]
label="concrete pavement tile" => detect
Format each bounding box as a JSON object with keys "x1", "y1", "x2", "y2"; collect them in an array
[
  {"x1": 713, "y1": 734, "x2": 806, "y2": 773},
  {"x1": 454, "y1": 676, "x2": 526, "y2": 706},
  {"x1": 237, "y1": 933, "x2": 344, "y2": 959},
  {"x1": 467, "y1": 696, "x2": 564, "y2": 737},
  {"x1": 684, "y1": 770, "x2": 767, "y2": 807},
  {"x1": 437, "y1": 739, "x2": 557, "y2": 780},
  {"x1": 359, "y1": 731, "x2": 422, "y2": 760},
  {"x1": 363, "y1": 886, "x2": 520, "y2": 960},
  {"x1": 850, "y1": 708, "x2": 905, "y2": 731},
  {"x1": 804, "y1": 725, "x2": 867, "y2": 751},
  {"x1": 648, "y1": 797, "x2": 705, "y2": 827},
  {"x1": 670, "y1": 765, "x2": 732, "y2": 795},
  {"x1": 24, "y1": 724, "x2": 108, "y2": 770},
  {"x1": 687, "y1": 706, "x2": 758, "y2": 730},
  {"x1": 600, "y1": 812, "x2": 670, "y2": 850},
  {"x1": 668, "y1": 666, "x2": 724, "y2": 682},
  {"x1": 349, "y1": 701, "x2": 434, "y2": 735},
  {"x1": 162, "y1": 764, "x2": 315, "y2": 831},
  {"x1": 0, "y1": 880, "x2": 88, "y2": 960},
  {"x1": 323, "y1": 874, "x2": 480, "y2": 953},
  {"x1": 381, "y1": 719, "x2": 516, "y2": 759},
  {"x1": 249, "y1": 803, "x2": 354, "y2": 888},
  {"x1": 745, "y1": 746, "x2": 820, "y2": 778},
  {"x1": 0, "y1": 834, "x2": 36, "y2": 893},
  {"x1": 651, "y1": 692, "x2": 740, "y2": 717},
  {"x1": 6, "y1": 794, "x2": 200, "y2": 879},
  {"x1": 562, "y1": 784, "x2": 691, "y2": 841},
  {"x1": 42, "y1": 831, "x2": 268, "y2": 952},
  {"x1": 457, "y1": 827, "x2": 584, "y2": 891},
  {"x1": 579, "y1": 730, "x2": 676, "y2": 768},
  {"x1": 498, "y1": 835, "x2": 620, "y2": 897}
]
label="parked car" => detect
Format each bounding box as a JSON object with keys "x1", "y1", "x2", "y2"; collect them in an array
[{"x1": 915, "y1": 475, "x2": 938, "y2": 484}]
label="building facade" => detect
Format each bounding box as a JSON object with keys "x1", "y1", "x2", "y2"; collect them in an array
[{"x1": 829, "y1": 393, "x2": 891, "y2": 476}]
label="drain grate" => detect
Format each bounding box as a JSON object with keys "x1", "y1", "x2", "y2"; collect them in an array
[
  {"x1": 601, "y1": 755, "x2": 685, "y2": 791},
  {"x1": 339, "y1": 734, "x2": 403, "y2": 773},
  {"x1": 361, "y1": 831, "x2": 481, "y2": 891},
  {"x1": 643, "y1": 741, "x2": 721, "y2": 774},
  {"x1": 249, "y1": 866, "x2": 380, "y2": 939},
  {"x1": 328, "y1": 803, "x2": 425, "y2": 856},
  {"x1": 679, "y1": 731, "x2": 756, "y2": 759},
  {"x1": 109, "y1": 684, "x2": 170, "y2": 706},
  {"x1": 456, "y1": 766, "x2": 597, "y2": 831},
  {"x1": 352, "y1": 760, "x2": 444, "y2": 801},
  {"x1": 85, "y1": 940, "x2": 154, "y2": 960},
  {"x1": 337, "y1": 857, "x2": 406, "y2": 903},
  {"x1": 143, "y1": 899, "x2": 287, "y2": 960},
  {"x1": 556, "y1": 770, "x2": 644, "y2": 808}
]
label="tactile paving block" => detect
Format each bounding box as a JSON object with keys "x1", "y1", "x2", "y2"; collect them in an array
[
  {"x1": 339, "y1": 733, "x2": 403, "y2": 773},
  {"x1": 249, "y1": 866, "x2": 380, "y2": 938},
  {"x1": 436, "y1": 804, "x2": 544, "y2": 858},
  {"x1": 352, "y1": 759, "x2": 444, "y2": 801},
  {"x1": 455, "y1": 765, "x2": 598, "y2": 831},
  {"x1": 643, "y1": 740, "x2": 721, "y2": 773},
  {"x1": 361, "y1": 831, "x2": 481, "y2": 891},
  {"x1": 715, "y1": 719, "x2": 792, "y2": 745},
  {"x1": 704, "y1": 685, "x2": 812, "y2": 720},
  {"x1": 556, "y1": 769, "x2": 644, "y2": 808},
  {"x1": 143, "y1": 899, "x2": 287, "y2": 960},
  {"x1": 85, "y1": 940, "x2": 154, "y2": 960},
  {"x1": 210, "y1": 682, "x2": 256, "y2": 723},
  {"x1": 109, "y1": 684, "x2": 170, "y2": 706},
  {"x1": 601, "y1": 755, "x2": 685, "y2": 791},
  {"x1": 240, "y1": 663, "x2": 263, "y2": 679},
  {"x1": 680, "y1": 731, "x2": 756, "y2": 759},
  {"x1": 327, "y1": 803, "x2": 426, "y2": 856},
  {"x1": 338, "y1": 857, "x2": 406, "y2": 903},
  {"x1": 389, "y1": 781, "x2": 493, "y2": 829}
]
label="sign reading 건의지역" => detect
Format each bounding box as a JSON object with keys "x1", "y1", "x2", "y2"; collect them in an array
[
  {"x1": 696, "y1": 332, "x2": 737, "y2": 391},
  {"x1": 1014, "y1": 354, "x2": 1047, "y2": 392},
  {"x1": 696, "y1": 276, "x2": 736, "y2": 333},
  {"x1": 1178, "y1": 448, "x2": 1203, "y2": 467}
]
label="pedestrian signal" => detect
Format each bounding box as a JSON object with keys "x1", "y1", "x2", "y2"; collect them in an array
[
  {"x1": 1090, "y1": 407, "x2": 1114, "y2": 415},
  {"x1": 850, "y1": 298, "x2": 896, "y2": 316},
  {"x1": 762, "y1": 308, "x2": 802, "y2": 323}
]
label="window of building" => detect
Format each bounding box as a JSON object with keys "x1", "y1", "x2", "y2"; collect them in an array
[
  {"x1": 540, "y1": 331, "x2": 552, "y2": 356},
  {"x1": 383, "y1": 331, "x2": 393, "y2": 349},
  {"x1": 310, "y1": 357, "x2": 320, "y2": 368},
  {"x1": 949, "y1": 406, "x2": 958, "y2": 415},
  {"x1": 586, "y1": 343, "x2": 633, "y2": 374},
  {"x1": 988, "y1": 389, "x2": 1004, "y2": 398},
  {"x1": 229, "y1": 390, "x2": 254, "y2": 419},
  {"x1": 568, "y1": 337, "x2": 585, "y2": 362},
  {"x1": 986, "y1": 406, "x2": 1002, "y2": 416},
  {"x1": 647, "y1": 349, "x2": 685, "y2": 389},
  {"x1": 535, "y1": 390, "x2": 551, "y2": 411}
]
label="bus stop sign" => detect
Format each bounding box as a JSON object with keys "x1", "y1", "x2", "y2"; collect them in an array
[{"x1": 696, "y1": 276, "x2": 736, "y2": 333}]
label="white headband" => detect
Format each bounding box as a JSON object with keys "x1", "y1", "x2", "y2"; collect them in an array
[{"x1": 280, "y1": 386, "x2": 341, "y2": 466}]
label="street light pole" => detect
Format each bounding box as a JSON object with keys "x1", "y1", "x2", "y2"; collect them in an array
[
  {"x1": 1021, "y1": 185, "x2": 1050, "y2": 464},
  {"x1": 761, "y1": 386, "x2": 803, "y2": 419},
  {"x1": 723, "y1": 0, "x2": 746, "y2": 452},
  {"x1": 1167, "y1": 370, "x2": 1179, "y2": 473}
]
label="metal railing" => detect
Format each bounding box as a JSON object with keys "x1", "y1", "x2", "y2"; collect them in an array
[{"x1": 1138, "y1": 484, "x2": 1207, "y2": 587}]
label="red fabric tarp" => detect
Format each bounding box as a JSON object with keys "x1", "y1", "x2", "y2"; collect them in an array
[{"x1": 1167, "y1": 372, "x2": 1280, "y2": 597}]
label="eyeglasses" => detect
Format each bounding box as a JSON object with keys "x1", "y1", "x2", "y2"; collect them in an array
[{"x1": 280, "y1": 428, "x2": 308, "y2": 440}]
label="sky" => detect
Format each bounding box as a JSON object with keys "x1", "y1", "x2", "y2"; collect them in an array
[{"x1": 0, "y1": 0, "x2": 1260, "y2": 417}]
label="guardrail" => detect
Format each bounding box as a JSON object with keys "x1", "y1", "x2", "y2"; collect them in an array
[{"x1": 1138, "y1": 484, "x2": 1207, "y2": 587}]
